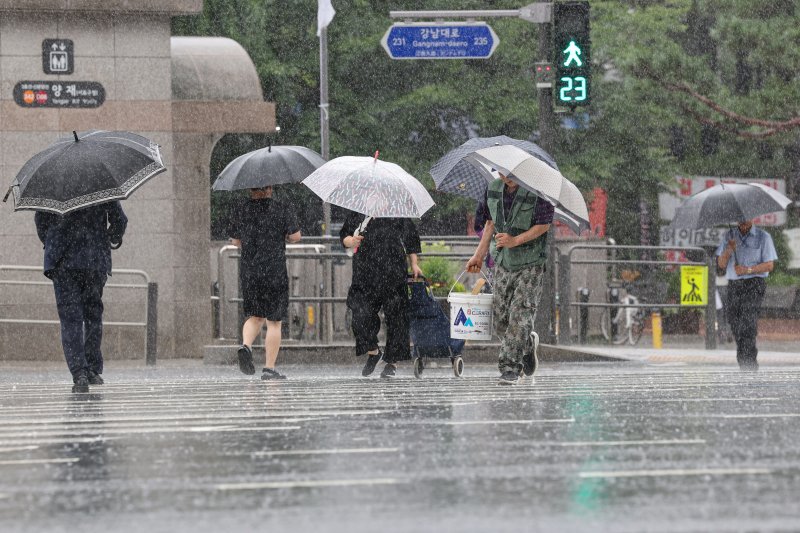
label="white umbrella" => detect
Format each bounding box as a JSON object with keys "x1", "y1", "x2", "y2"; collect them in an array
[
  {"x1": 302, "y1": 154, "x2": 434, "y2": 218},
  {"x1": 466, "y1": 144, "x2": 589, "y2": 230}
]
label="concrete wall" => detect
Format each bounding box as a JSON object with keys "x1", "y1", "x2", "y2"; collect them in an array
[
  {"x1": 0, "y1": 12, "x2": 177, "y2": 361},
  {"x1": 0, "y1": 5, "x2": 275, "y2": 362}
]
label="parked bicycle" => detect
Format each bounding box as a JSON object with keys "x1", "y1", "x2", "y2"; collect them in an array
[{"x1": 600, "y1": 281, "x2": 648, "y2": 345}]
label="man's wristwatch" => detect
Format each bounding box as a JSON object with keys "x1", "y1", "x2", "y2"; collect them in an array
[{"x1": 747, "y1": 267, "x2": 753, "y2": 275}]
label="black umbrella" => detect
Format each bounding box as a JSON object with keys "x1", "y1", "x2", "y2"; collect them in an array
[
  {"x1": 211, "y1": 145, "x2": 326, "y2": 191},
  {"x1": 4, "y1": 130, "x2": 166, "y2": 215},
  {"x1": 669, "y1": 183, "x2": 791, "y2": 229},
  {"x1": 670, "y1": 182, "x2": 792, "y2": 263}
]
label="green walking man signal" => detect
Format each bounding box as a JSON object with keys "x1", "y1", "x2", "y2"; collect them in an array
[
  {"x1": 562, "y1": 41, "x2": 583, "y2": 67},
  {"x1": 553, "y1": 1, "x2": 591, "y2": 106}
]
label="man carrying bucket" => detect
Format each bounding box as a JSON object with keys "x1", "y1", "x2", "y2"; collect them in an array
[{"x1": 466, "y1": 173, "x2": 553, "y2": 385}]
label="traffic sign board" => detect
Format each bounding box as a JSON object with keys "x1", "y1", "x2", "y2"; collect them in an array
[{"x1": 381, "y1": 22, "x2": 499, "y2": 60}]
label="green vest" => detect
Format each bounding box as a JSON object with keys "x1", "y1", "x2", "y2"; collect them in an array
[{"x1": 487, "y1": 179, "x2": 549, "y2": 271}]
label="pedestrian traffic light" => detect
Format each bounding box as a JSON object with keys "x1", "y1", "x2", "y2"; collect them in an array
[{"x1": 553, "y1": 1, "x2": 590, "y2": 106}]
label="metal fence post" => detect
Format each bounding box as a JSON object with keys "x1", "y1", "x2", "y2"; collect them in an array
[
  {"x1": 577, "y1": 287, "x2": 590, "y2": 344},
  {"x1": 705, "y1": 254, "x2": 717, "y2": 350},
  {"x1": 146, "y1": 282, "x2": 158, "y2": 366},
  {"x1": 557, "y1": 253, "x2": 571, "y2": 345}
]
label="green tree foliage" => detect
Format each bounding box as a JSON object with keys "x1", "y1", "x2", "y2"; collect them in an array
[{"x1": 174, "y1": 0, "x2": 799, "y2": 274}]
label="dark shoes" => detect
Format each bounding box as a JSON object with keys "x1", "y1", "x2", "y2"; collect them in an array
[
  {"x1": 261, "y1": 368, "x2": 287, "y2": 380},
  {"x1": 72, "y1": 374, "x2": 90, "y2": 393},
  {"x1": 238, "y1": 345, "x2": 255, "y2": 375},
  {"x1": 523, "y1": 332, "x2": 540, "y2": 377},
  {"x1": 88, "y1": 372, "x2": 104, "y2": 385},
  {"x1": 380, "y1": 363, "x2": 396, "y2": 379},
  {"x1": 362, "y1": 349, "x2": 383, "y2": 377},
  {"x1": 498, "y1": 371, "x2": 519, "y2": 385}
]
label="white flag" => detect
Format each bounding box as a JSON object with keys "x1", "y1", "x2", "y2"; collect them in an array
[{"x1": 317, "y1": 0, "x2": 335, "y2": 37}]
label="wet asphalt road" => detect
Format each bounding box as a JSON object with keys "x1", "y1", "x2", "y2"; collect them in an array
[{"x1": 1, "y1": 361, "x2": 800, "y2": 532}]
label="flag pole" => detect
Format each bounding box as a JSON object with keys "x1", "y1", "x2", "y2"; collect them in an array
[{"x1": 319, "y1": 26, "x2": 331, "y2": 236}]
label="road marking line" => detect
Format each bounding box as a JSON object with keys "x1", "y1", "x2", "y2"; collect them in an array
[
  {"x1": 0, "y1": 458, "x2": 79, "y2": 466},
  {"x1": 216, "y1": 478, "x2": 405, "y2": 491},
  {"x1": 0, "y1": 445, "x2": 39, "y2": 453},
  {"x1": 642, "y1": 398, "x2": 780, "y2": 402},
  {"x1": 716, "y1": 413, "x2": 800, "y2": 419},
  {"x1": 253, "y1": 447, "x2": 399, "y2": 457},
  {"x1": 579, "y1": 468, "x2": 772, "y2": 479},
  {"x1": 537, "y1": 439, "x2": 705, "y2": 447},
  {"x1": 438, "y1": 418, "x2": 575, "y2": 426}
]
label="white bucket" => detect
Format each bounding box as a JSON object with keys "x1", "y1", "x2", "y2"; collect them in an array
[{"x1": 447, "y1": 292, "x2": 493, "y2": 341}]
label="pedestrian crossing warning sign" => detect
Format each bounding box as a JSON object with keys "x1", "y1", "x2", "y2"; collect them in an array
[{"x1": 680, "y1": 265, "x2": 707, "y2": 306}]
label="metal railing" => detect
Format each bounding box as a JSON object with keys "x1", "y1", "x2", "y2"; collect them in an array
[
  {"x1": 0, "y1": 265, "x2": 158, "y2": 365},
  {"x1": 557, "y1": 244, "x2": 716, "y2": 349},
  {"x1": 213, "y1": 240, "x2": 479, "y2": 345}
]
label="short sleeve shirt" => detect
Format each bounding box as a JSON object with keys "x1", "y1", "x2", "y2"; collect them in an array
[
  {"x1": 339, "y1": 211, "x2": 421, "y2": 287},
  {"x1": 228, "y1": 198, "x2": 300, "y2": 276},
  {"x1": 715, "y1": 226, "x2": 777, "y2": 280}
]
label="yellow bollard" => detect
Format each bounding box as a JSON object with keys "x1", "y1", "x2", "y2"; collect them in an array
[
  {"x1": 307, "y1": 305, "x2": 315, "y2": 326},
  {"x1": 651, "y1": 311, "x2": 662, "y2": 349}
]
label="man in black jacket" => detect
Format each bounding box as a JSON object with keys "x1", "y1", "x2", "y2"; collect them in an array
[{"x1": 35, "y1": 202, "x2": 127, "y2": 392}]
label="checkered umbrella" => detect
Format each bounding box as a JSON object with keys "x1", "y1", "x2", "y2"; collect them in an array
[
  {"x1": 429, "y1": 135, "x2": 558, "y2": 201},
  {"x1": 467, "y1": 144, "x2": 590, "y2": 233}
]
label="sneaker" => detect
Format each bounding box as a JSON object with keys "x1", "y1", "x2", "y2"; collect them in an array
[
  {"x1": 380, "y1": 363, "x2": 396, "y2": 379},
  {"x1": 237, "y1": 345, "x2": 255, "y2": 375},
  {"x1": 362, "y1": 349, "x2": 383, "y2": 377},
  {"x1": 72, "y1": 374, "x2": 90, "y2": 393},
  {"x1": 523, "y1": 331, "x2": 540, "y2": 377},
  {"x1": 261, "y1": 368, "x2": 287, "y2": 380},
  {"x1": 498, "y1": 371, "x2": 519, "y2": 385},
  {"x1": 88, "y1": 372, "x2": 104, "y2": 385}
]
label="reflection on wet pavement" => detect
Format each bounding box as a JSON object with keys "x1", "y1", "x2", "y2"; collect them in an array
[{"x1": 1, "y1": 362, "x2": 799, "y2": 532}]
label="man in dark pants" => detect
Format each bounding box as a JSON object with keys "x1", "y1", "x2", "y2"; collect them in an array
[
  {"x1": 35, "y1": 202, "x2": 128, "y2": 392},
  {"x1": 340, "y1": 212, "x2": 422, "y2": 378},
  {"x1": 716, "y1": 219, "x2": 777, "y2": 371}
]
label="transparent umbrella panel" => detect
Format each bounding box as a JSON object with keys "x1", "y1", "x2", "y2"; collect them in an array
[{"x1": 303, "y1": 156, "x2": 434, "y2": 219}]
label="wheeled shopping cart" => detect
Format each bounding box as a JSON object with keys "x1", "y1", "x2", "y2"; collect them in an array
[{"x1": 407, "y1": 278, "x2": 466, "y2": 377}]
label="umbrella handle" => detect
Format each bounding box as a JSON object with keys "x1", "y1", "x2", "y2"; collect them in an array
[
  {"x1": 2, "y1": 187, "x2": 11, "y2": 203},
  {"x1": 726, "y1": 224, "x2": 739, "y2": 265}
]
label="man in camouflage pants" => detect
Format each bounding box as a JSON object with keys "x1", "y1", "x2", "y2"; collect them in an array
[{"x1": 467, "y1": 173, "x2": 553, "y2": 385}]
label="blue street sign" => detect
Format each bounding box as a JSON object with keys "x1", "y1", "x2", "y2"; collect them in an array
[{"x1": 381, "y1": 22, "x2": 499, "y2": 60}]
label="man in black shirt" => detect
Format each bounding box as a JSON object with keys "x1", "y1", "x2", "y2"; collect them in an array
[
  {"x1": 229, "y1": 186, "x2": 301, "y2": 380},
  {"x1": 340, "y1": 211, "x2": 423, "y2": 378}
]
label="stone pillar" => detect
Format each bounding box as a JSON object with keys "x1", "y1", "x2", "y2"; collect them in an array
[{"x1": 0, "y1": 2, "x2": 274, "y2": 362}]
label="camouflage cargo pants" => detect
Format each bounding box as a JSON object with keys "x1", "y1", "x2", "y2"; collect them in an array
[{"x1": 493, "y1": 264, "x2": 544, "y2": 373}]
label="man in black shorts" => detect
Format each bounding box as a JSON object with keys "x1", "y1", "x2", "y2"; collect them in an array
[{"x1": 229, "y1": 186, "x2": 301, "y2": 379}]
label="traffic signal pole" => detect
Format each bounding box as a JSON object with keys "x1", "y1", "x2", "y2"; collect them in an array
[{"x1": 389, "y1": 2, "x2": 560, "y2": 343}]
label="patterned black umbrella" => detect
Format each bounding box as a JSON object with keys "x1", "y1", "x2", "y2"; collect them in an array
[{"x1": 4, "y1": 130, "x2": 165, "y2": 215}]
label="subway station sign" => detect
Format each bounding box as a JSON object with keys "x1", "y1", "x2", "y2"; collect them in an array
[{"x1": 13, "y1": 81, "x2": 105, "y2": 108}]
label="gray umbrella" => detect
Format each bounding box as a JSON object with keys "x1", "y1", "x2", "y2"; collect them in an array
[
  {"x1": 211, "y1": 145, "x2": 325, "y2": 191},
  {"x1": 669, "y1": 183, "x2": 791, "y2": 229},
  {"x1": 430, "y1": 135, "x2": 558, "y2": 201}
]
